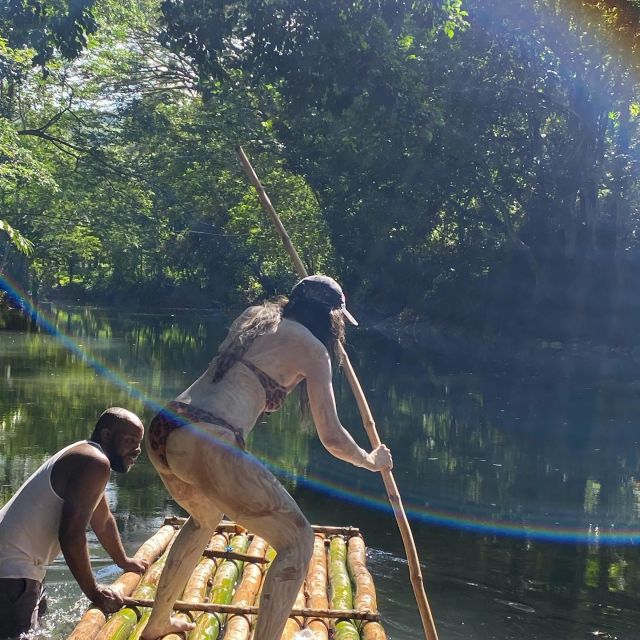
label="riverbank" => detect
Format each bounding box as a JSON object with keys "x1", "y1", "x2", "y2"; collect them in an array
[
  {"x1": 367, "y1": 312, "x2": 640, "y2": 380},
  {"x1": 3, "y1": 296, "x2": 640, "y2": 380}
]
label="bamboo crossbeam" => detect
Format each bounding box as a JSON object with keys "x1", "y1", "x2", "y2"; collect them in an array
[
  {"x1": 202, "y1": 548, "x2": 269, "y2": 564},
  {"x1": 236, "y1": 144, "x2": 439, "y2": 640},
  {"x1": 163, "y1": 516, "x2": 360, "y2": 536},
  {"x1": 121, "y1": 597, "x2": 381, "y2": 622},
  {"x1": 163, "y1": 516, "x2": 246, "y2": 532}
]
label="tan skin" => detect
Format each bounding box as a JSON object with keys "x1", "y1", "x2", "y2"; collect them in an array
[
  {"x1": 50, "y1": 414, "x2": 148, "y2": 613},
  {"x1": 141, "y1": 314, "x2": 392, "y2": 640}
]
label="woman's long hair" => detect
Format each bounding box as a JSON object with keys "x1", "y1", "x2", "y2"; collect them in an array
[
  {"x1": 281, "y1": 297, "x2": 345, "y2": 362},
  {"x1": 208, "y1": 298, "x2": 286, "y2": 383},
  {"x1": 282, "y1": 297, "x2": 345, "y2": 418},
  {"x1": 209, "y1": 296, "x2": 345, "y2": 417}
]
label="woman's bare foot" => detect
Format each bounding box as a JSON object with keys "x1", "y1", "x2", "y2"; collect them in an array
[{"x1": 140, "y1": 616, "x2": 195, "y2": 639}]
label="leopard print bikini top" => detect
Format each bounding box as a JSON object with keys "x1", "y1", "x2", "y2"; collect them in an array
[
  {"x1": 237, "y1": 357, "x2": 288, "y2": 413},
  {"x1": 148, "y1": 356, "x2": 289, "y2": 469}
]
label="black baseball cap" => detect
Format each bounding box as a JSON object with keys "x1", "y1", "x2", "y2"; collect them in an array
[{"x1": 289, "y1": 275, "x2": 358, "y2": 326}]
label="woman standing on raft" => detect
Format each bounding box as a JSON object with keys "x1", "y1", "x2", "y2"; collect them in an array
[{"x1": 141, "y1": 275, "x2": 393, "y2": 640}]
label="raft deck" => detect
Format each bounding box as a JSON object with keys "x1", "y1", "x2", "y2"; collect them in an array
[{"x1": 67, "y1": 516, "x2": 387, "y2": 640}]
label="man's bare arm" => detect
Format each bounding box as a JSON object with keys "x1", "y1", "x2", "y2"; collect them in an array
[
  {"x1": 58, "y1": 455, "x2": 123, "y2": 613},
  {"x1": 90, "y1": 497, "x2": 147, "y2": 573}
]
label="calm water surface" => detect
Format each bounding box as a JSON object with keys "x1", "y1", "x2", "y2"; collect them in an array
[{"x1": 1, "y1": 306, "x2": 640, "y2": 639}]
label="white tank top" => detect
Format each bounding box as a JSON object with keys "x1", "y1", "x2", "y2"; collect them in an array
[{"x1": 0, "y1": 440, "x2": 105, "y2": 582}]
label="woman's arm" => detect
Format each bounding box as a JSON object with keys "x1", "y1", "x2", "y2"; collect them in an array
[{"x1": 305, "y1": 342, "x2": 392, "y2": 472}]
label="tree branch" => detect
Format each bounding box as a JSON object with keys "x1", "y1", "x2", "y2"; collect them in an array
[{"x1": 17, "y1": 128, "x2": 86, "y2": 153}]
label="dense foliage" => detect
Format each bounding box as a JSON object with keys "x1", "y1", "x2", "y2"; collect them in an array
[{"x1": 2, "y1": 0, "x2": 640, "y2": 345}]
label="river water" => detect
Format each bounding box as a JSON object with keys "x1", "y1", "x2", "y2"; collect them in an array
[{"x1": 1, "y1": 305, "x2": 640, "y2": 639}]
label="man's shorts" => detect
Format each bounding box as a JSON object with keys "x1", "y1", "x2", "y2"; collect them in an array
[{"x1": 0, "y1": 578, "x2": 47, "y2": 639}]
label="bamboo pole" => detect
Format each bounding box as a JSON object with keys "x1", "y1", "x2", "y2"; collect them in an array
[
  {"x1": 162, "y1": 517, "x2": 247, "y2": 534},
  {"x1": 120, "y1": 599, "x2": 381, "y2": 623},
  {"x1": 95, "y1": 585, "x2": 155, "y2": 640},
  {"x1": 160, "y1": 532, "x2": 229, "y2": 640},
  {"x1": 187, "y1": 533, "x2": 250, "y2": 639},
  {"x1": 235, "y1": 145, "x2": 439, "y2": 640},
  {"x1": 67, "y1": 524, "x2": 178, "y2": 640},
  {"x1": 96, "y1": 529, "x2": 187, "y2": 640},
  {"x1": 328, "y1": 537, "x2": 360, "y2": 640},
  {"x1": 305, "y1": 534, "x2": 329, "y2": 640},
  {"x1": 279, "y1": 583, "x2": 306, "y2": 640},
  {"x1": 347, "y1": 536, "x2": 387, "y2": 640},
  {"x1": 222, "y1": 536, "x2": 270, "y2": 640}
]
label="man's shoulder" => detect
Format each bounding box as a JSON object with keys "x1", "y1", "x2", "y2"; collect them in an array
[
  {"x1": 59, "y1": 441, "x2": 108, "y2": 463},
  {"x1": 53, "y1": 443, "x2": 110, "y2": 486}
]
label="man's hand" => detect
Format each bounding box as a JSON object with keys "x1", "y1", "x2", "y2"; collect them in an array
[
  {"x1": 118, "y1": 557, "x2": 148, "y2": 574},
  {"x1": 89, "y1": 585, "x2": 124, "y2": 614}
]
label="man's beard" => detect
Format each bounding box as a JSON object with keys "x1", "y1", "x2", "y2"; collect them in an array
[{"x1": 108, "y1": 452, "x2": 128, "y2": 474}]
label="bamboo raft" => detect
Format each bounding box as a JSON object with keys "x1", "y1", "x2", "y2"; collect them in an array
[{"x1": 66, "y1": 517, "x2": 387, "y2": 640}]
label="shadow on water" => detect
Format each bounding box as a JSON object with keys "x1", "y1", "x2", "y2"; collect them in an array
[{"x1": 2, "y1": 304, "x2": 640, "y2": 639}]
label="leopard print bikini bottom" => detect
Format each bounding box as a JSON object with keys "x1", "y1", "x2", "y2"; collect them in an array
[{"x1": 148, "y1": 400, "x2": 246, "y2": 468}]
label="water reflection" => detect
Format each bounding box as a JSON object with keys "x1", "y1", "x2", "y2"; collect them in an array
[
  {"x1": 340, "y1": 332, "x2": 640, "y2": 541},
  {"x1": 1, "y1": 305, "x2": 640, "y2": 639}
]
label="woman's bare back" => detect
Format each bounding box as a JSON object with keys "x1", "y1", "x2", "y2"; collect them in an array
[{"x1": 174, "y1": 317, "x2": 331, "y2": 438}]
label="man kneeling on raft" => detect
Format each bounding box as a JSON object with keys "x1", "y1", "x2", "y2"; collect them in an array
[{"x1": 0, "y1": 408, "x2": 148, "y2": 638}]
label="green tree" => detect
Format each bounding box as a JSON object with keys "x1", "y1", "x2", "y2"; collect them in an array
[{"x1": 0, "y1": 0, "x2": 99, "y2": 70}]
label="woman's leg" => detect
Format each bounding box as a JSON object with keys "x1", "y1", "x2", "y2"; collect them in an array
[
  {"x1": 195, "y1": 446, "x2": 315, "y2": 640},
  {"x1": 141, "y1": 471, "x2": 223, "y2": 640},
  {"x1": 147, "y1": 425, "x2": 314, "y2": 640}
]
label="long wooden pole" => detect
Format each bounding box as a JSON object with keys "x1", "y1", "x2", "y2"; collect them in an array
[{"x1": 235, "y1": 145, "x2": 439, "y2": 640}]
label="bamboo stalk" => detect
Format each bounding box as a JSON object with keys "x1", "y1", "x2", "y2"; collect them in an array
[
  {"x1": 95, "y1": 585, "x2": 155, "y2": 640},
  {"x1": 221, "y1": 536, "x2": 270, "y2": 640},
  {"x1": 95, "y1": 608, "x2": 138, "y2": 640},
  {"x1": 120, "y1": 599, "x2": 381, "y2": 623},
  {"x1": 279, "y1": 584, "x2": 306, "y2": 640},
  {"x1": 328, "y1": 537, "x2": 360, "y2": 640},
  {"x1": 67, "y1": 524, "x2": 178, "y2": 640},
  {"x1": 96, "y1": 535, "x2": 176, "y2": 640},
  {"x1": 125, "y1": 538, "x2": 180, "y2": 640},
  {"x1": 187, "y1": 533, "x2": 250, "y2": 639},
  {"x1": 236, "y1": 144, "x2": 439, "y2": 640},
  {"x1": 163, "y1": 517, "x2": 360, "y2": 537},
  {"x1": 304, "y1": 534, "x2": 329, "y2": 640},
  {"x1": 347, "y1": 537, "x2": 387, "y2": 640},
  {"x1": 160, "y1": 532, "x2": 229, "y2": 640},
  {"x1": 126, "y1": 611, "x2": 150, "y2": 640}
]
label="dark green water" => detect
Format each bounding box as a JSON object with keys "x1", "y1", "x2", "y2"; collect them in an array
[{"x1": 1, "y1": 305, "x2": 640, "y2": 639}]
